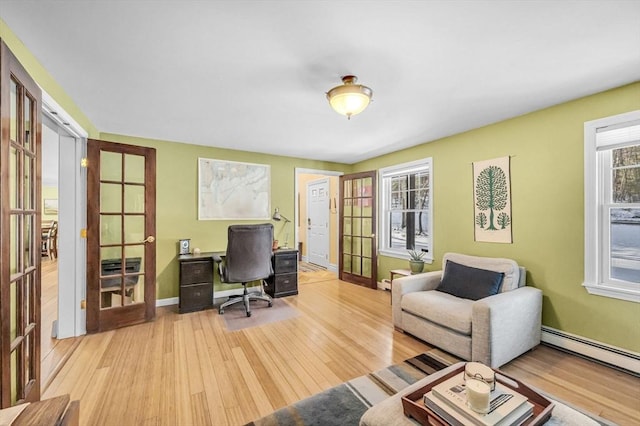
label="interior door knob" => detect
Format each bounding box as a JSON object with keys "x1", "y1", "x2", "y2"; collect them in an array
[{"x1": 143, "y1": 236, "x2": 155, "y2": 243}]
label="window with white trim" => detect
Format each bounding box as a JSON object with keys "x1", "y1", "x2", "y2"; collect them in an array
[
  {"x1": 379, "y1": 158, "x2": 433, "y2": 262},
  {"x1": 584, "y1": 111, "x2": 640, "y2": 302}
]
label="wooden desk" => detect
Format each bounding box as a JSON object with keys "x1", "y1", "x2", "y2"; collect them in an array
[
  {"x1": 265, "y1": 249, "x2": 298, "y2": 298},
  {"x1": 177, "y1": 249, "x2": 299, "y2": 313},
  {"x1": 177, "y1": 252, "x2": 221, "y2": 313}
]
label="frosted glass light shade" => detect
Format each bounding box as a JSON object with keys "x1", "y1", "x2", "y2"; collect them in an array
[{"x1": 326, "y1": 75, "x2": 372, "y2": 119}]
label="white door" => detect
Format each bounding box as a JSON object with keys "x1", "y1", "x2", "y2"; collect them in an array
[{"x1": 307, "y1": 178, "x2": 330, "y2": 268}]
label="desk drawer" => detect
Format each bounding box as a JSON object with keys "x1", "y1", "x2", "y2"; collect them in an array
[
  {"x1": 179, "y1": 283, "x2": 213, "y2": 313},
  {"x1": 266, "y1": 272, "x2": 298, "y2": 297},
  {"x1": 274, "y1": 253, "x2": 297, "y2": 273},
  {"x1": 180, "y1": 260, "x2": 213, "y2": 285}
]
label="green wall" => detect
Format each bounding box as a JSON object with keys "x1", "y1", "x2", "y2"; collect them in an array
[
  {"x1": 99, "y1": 133, "x2": 349, "y2": 299},
  {"x1": 354, "y1": 82, "x2": 640, "y2": 352}
]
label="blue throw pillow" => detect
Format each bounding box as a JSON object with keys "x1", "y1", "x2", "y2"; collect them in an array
[{"x1": 436, "y1": 260, "x2": 505, "y2": 301}]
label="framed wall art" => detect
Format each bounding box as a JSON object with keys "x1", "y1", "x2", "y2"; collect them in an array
[
  {"x1": 43, "y1": 199, "x2": 58, "y2": 215},
  {"x1": 198, "y1": 158, "x2": 271, "y2": 220},
  {"x1": 473, "y1": 156, "x2": 512, "y2": 243}
]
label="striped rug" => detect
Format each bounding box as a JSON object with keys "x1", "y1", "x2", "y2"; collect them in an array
[
  {"x1": 247, "y1": 349, "x2": 456, "y2": 426},
  {"x1": 298, "y1": 262, "x2": 327, "y2": 272}
]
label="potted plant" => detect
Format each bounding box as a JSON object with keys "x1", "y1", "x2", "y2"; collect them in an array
[{"x1": 408, "y1": 250, "x2": 425, "y2": 274}]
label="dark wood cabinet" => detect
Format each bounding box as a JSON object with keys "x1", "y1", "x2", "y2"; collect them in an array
[
  {"x1": 265, "y1": 249, "x2": 298, "y2": 298},
  {"x1": 178, "y1": 253, "x2": 214, "y2": 313}
]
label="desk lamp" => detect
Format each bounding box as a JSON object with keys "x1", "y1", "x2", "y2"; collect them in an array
[{"x1": 272, "y1": 207, "x2": 291, "y2": 249}]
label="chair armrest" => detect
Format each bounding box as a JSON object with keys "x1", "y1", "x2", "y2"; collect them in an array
[
  {"x1": 471, "y1": 286, "x2": 542, "y2": 367},
  {"x1": 392, "y1": 271, "x2": 442, "y2": 328},
  {"x1": 212, "y1": 254, "x2": 224, "y2": 281}
]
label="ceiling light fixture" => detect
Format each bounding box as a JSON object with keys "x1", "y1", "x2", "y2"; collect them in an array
[{"x1": 326, "y1": 75, "x2": 373, "y2": 120}]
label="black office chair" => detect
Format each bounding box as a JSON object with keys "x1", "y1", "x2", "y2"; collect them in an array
[{"x1": 214, "y1": 223, "x2": 274, "y2": 317}]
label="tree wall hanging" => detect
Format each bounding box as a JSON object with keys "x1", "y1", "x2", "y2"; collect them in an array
[{"x1": 472, "y1": 156, "x2": 512, "y2": 243}]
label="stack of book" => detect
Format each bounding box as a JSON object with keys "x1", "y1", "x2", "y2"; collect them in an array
[{"x1": 423, "y1": 374, "x2": 534, "y2": 426}]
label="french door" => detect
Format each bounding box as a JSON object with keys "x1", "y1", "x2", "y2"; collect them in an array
[
  {"x1": 86, "y1": 139, "x2": 156, "y2": 333},
  {"x1": 339, "y1": 171, "x2": 377, "y2": 288},
  {"x1": 0, "y1": 40, "x2": 42, "y2": 405}
]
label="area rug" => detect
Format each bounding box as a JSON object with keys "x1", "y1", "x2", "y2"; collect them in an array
[
  {"x1": 221, "y1": 298, "x2": 300, "y2": 331},
  {"x1": 246, "y1": 349, "x2": 453, "y2": 426},
  {"x1": 298, "y1": 262, "x2": 327, "y2": 272},
  {"x1": 247, "y1": 349, "x2": 615, "y2": 426}
]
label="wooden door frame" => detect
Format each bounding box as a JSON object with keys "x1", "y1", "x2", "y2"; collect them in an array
[
  {"x1": 0, "y1": 39, "x2": 42, "y2": 405},
  {"x1": 294, "y1": 168, "x2": 343, "y2": 270},
  {"x1": 339, "y1": 171, "x2": 378, "y2": 289},
  {"x1": 86, "y1": 139, "x2": 156, "y2": 333},
  {"x1": 41, "y1": 95, "x2": 89, "y2": 339}
]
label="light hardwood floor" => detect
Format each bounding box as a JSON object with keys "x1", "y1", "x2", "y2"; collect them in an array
[
  {"x1": 41, "y1": 271, "x2": 639, "y2": 425},
  {"x1": 41, "y1": 258, "x2": 83, "y2": 391}
]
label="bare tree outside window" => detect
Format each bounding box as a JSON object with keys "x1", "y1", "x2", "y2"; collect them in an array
[
  {"x1": 610, "y1": 144, "x2": 640, "y2": 283},
  {"x1": 387, "y1": 172, "x2": 430, "y2": 252}
]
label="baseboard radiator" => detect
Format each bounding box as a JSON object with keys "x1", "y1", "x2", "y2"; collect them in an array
[{"x1": 541, "y1": 326, "x2": 640, "y2": 376}]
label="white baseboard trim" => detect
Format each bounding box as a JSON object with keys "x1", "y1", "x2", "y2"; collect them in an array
[
  {"x1": 541, "y1": 326, "x2": 640, "y2": 375},
  {"x1": 156, "y1": 297, "x2": 178, "y2": 307}
]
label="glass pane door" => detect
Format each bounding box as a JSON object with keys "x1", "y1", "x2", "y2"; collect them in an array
[
  {"x1": 87, "y1": 140, "x2": 156, "y2": 333},
  {"x1": 99, "y1": 152, "x2": 147, "y2": 309},
  {"x1": 1, "y1": 41, "x2": 42, "y2": 406},
  {"x1": 339, "y1": 171, "x2": 377, "y2": 288}
]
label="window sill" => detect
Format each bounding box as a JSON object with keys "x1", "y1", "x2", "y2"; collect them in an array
[
  {"x1": 378, "y1": 249, "x2": 434, "y2": 264},
  {"x1": 582, "y1": 282, "x2": 640, "y2": 303}
]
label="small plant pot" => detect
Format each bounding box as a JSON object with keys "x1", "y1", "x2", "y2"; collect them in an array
[{"x1": 409, "y1": 260, "x2": 424, "y2": 274}]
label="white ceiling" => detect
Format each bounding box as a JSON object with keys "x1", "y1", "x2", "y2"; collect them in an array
[{"x1": 1, "y1": 1, "x2": 639, "y2": 164}]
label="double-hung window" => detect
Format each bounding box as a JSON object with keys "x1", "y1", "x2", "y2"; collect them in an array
[
  {"x1": 379, "y1": 158, "x2": 433, "y2": 262},
  {"x1": 584, "y1": 111, "x2": 640, "y2": 302}
]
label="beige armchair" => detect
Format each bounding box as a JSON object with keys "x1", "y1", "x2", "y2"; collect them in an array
[{"x1": 392, "y1": 252, "x2": 542, "y2": 368}]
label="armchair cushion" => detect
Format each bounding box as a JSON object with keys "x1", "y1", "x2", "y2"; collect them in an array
[
  {"x1": 402, "y1": 291, "x2": 473, "y2": 335},
  {"x1": 436, "y1": 260, "x2": 504, "y2": 301}
]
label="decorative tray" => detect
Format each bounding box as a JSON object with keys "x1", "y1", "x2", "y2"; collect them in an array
[{"x1": 401, "y1": 364, "x2": 554, "y2": 426}]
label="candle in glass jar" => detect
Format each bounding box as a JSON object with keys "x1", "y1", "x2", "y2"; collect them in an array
[{"x1": 466, "y1": 378, "x2": 491, "y2": 413}]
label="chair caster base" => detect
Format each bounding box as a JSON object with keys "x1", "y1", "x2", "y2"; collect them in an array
[
  {"x1": 219, "y1": 309, "x2": 224, "y2": 315},
  {"x1": 246, "y1": 311, "x2": 251, "y2": 317},
  {"x1": 268, "y1": 301, "x2": 273, "y2": 307}
]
